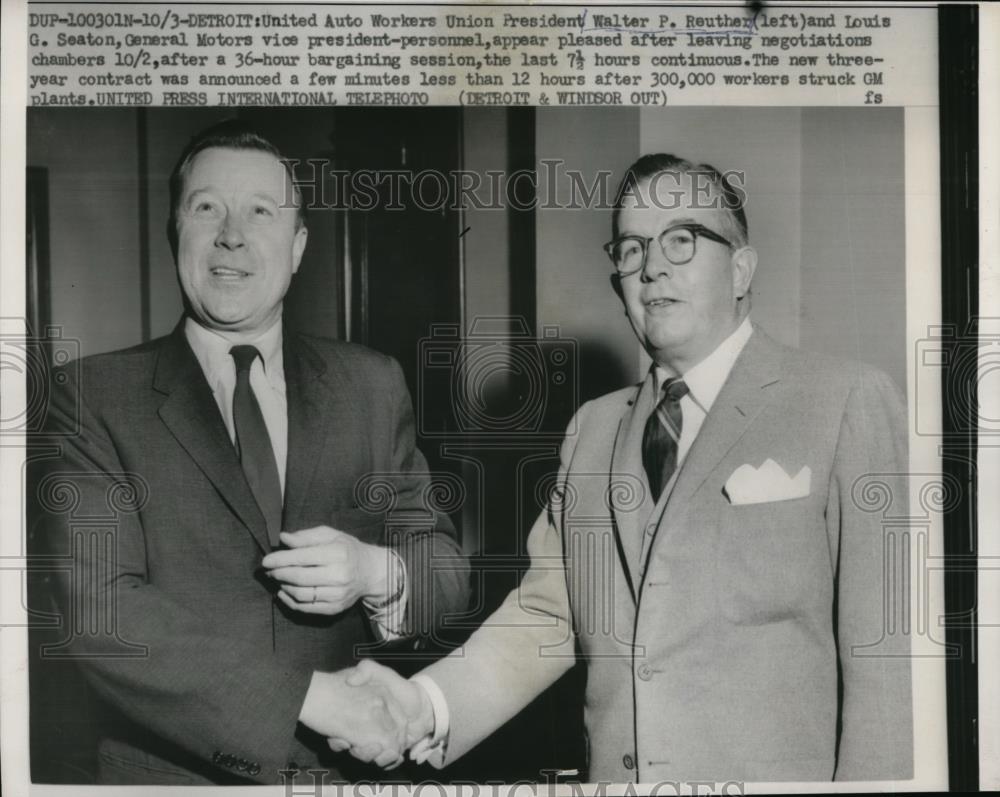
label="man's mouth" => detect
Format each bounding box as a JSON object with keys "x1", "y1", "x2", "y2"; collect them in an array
[
  {"x1": 645, "y1": 297, "x2": 679, "y2": 308},
  {"x1": 210, "y1": 266, "x2": 251, "y2": 278}
]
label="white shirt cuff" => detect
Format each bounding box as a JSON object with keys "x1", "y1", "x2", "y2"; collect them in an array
[
  {"x1": 409, "y1": 674, "x2": 450, "y2": 766},
  {"x1": 362, "y1": 550, "x2": 407, "y2": 640}
]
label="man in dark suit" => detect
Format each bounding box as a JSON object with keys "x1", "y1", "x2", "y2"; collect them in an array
[
  {"x1": 337, "y1": 154, "x2": 913, "y2": 783},
  {"x1": 31, "y1": 120, "x2": 469, "y2": 785}
]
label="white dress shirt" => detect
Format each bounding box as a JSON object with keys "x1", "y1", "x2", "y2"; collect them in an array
[
  {"x1": 183, "y1": 316, "x2": 406, "y2": 636},
  {"x1": 185, "y1": 317, "x2": 289, "y2": 491},
  {"x1": 652, "y1": 315, "x2": 754, "y2": 468},
  {"x1": 410, "y1": 316, "x2": 756, "y2": 761}
]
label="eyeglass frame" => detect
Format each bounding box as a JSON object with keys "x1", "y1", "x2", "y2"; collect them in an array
[{"x1": 603, "y1": 223, "x2": 735, "y2": 277}]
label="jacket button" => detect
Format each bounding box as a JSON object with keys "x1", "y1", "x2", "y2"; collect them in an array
[
  {"x1": 623, "y1": 753, "x2": 635, "y2": 770},
  {"x1": 637, "y1": 663, "x2": 654, "y2": 681},
  {"x1": 248, "y1": 762, "x2": 261, "y2": 776},
  {"x1": 237, "y1": 758, "x2": 249, "y2": 772},
  {"x1": 211, "y1": 751, "x2": 223, "y2": 764},
  {"x1": 645, "y1": 523, "x2": 656, "y2": 535}
]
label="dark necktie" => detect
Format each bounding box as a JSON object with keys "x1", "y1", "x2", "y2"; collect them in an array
[
  {"x1": 642, "y1": 377, "x2": 689, "y2": 504},
  {"x1": 230, "y1": 345, "x2": 283, "y2": 547}
]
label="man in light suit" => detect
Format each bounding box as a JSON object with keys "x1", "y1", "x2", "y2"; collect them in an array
[
  {"x1": 339, "y1": 154, "x2": 913, "y2": 782},
  {"x1": 30, "y1": 120, "x2": 469, "y2": 784}
]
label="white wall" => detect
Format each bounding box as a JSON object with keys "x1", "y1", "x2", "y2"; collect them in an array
[
  {"x1": 800, "y1": 108, "x2": 906, "y2": 389},
  {"x1": 533, "y1": 107, "x2": 907, "y2": 392},
  {"x1": 640, "y1": 107, "x2": 804, "y2": 351},
  {"x1": 535, "y1": 108, "x2": 642, "y2": 400}
]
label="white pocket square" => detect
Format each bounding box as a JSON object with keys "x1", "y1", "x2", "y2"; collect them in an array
[{"x1": 724, "y1": 459, "x2": 811, "y2": 505}]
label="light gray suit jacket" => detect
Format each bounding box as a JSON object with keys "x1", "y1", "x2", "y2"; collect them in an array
[{"x1": 422, "y1": 326, "x2": 912, "y2": 783}]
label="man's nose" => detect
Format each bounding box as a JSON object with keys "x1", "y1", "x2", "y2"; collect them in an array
[
  {"x1": 640, "y1": 240, "x2": 672, "y2": 281},
  {"x1": 215, "y1": 214, "x2": 246, "y2": 250}
]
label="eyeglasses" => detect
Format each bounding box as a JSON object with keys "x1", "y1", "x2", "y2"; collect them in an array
[{"x1": 603, "y1": 223, "x2": 734, "y2": 276}]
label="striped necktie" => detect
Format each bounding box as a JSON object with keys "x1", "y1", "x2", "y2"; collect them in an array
[{"x1": 641, "y1": 377, "x2": 689, "y2": 504}]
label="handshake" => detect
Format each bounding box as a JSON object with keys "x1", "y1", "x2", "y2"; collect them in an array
[{"x1": 299, "y1": 659, "x2": 440, "y2": 770}]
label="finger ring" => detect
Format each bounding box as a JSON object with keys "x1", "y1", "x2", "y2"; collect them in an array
[{"x1": 311, "y1": 586, "x2": 318, "y2": 603}]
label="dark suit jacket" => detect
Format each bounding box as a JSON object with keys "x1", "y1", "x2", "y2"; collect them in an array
[{"x1": 31, "y1": 323, "x2": 470, "y2": 785}]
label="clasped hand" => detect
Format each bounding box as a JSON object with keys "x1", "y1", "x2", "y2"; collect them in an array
[
  {"x1": 262, "y1": 526, "x2": 393, "y2": 615},
  {"x1": 299, "y1": 660, "x2": 434, "y2": 769}
]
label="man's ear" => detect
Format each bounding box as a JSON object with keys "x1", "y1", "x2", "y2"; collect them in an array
[
  {"x1": 291, "y1": 225, "x2": 308, "y2": 273},
  {"x1": 610, "y1": 273, "x2": 624, "y2": 302},
  {"x1": 731, "y1": 246, "x2": 757, "y2": 299}
]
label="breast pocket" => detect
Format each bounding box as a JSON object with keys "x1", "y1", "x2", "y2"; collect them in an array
[{"x1": 714, "y1": 495, "x2": 832, "y2": 625}]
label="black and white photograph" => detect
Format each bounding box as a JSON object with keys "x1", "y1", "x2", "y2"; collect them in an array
[{"x1": 1, "y1": 2, "x2": 994, "y2": 795}]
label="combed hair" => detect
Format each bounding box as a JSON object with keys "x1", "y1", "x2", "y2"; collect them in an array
[
  {"x1": 612, "y1": 153, "x2": 748, "y2": 246},
  {"x1": 167, "y1": 119, "x2": 305, "y2": 245}
]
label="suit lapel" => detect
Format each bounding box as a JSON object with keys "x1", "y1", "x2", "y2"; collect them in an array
[
  {"x1": 282, "y1": 332, "x2": 355, "y2": 530},
  {"x1": 153, "y1": 325, "x2": 271, "y2": 552},
  {"x1": 609, "y1": 374, "x2": 657, "y2": 601},
  {"x1": 657, "y1": 327, "x2": 786, "y2": 534}
]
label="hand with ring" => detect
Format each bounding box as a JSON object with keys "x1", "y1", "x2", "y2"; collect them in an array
[{"x1": 261, "y1": 526, "x2": 396, "y2": 616}]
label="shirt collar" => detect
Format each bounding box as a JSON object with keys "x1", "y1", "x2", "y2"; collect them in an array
[
  {"x1": 184, "y1": 316, "x2": 285, "y2": 390},
  {"x1": 653, "y1": 316, "x2": 753, "y2": 414}
]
